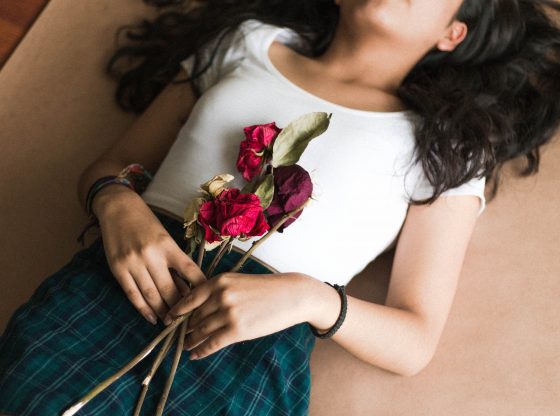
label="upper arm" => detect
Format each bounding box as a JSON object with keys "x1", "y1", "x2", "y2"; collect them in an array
[
  {"x1": 100, "y1": 67, "x2": 199, "y2": 175},
  {"x1": 102, "y1": 19, "x2": 253, "y2": 173},
  {"x1": 384, "y1": 194, "x2": 483, "y2": 361}
]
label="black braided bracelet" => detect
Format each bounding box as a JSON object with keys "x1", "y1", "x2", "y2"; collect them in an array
[
  {"x1": 84, "y1": 175, "x2": 121, "y2": 216},
  {"x1": 309, "y1": 282, "x2": 347, "y2": 339}
]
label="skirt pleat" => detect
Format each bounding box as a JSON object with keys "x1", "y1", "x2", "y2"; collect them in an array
[{"x1": 0, "y1": 210, "x2": 316, "y2": 415}]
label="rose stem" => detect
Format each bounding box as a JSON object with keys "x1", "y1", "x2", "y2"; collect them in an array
[
  {"x1": 60, "y1": 317, "x2": 186, "y2": 416},
  {"x1": 196, "y1": 240, "x2": 205, "y2": 269},
  {"x1": 229, "y1": 199, "x2": 311, "y2": 273},
  {"x1": 133, "y1": 329, "x2": 178, "y2": 416},
  {"x1": 207, "y1": 238, "x2": 235, "y2": 279},
  {"x1": 137, "y1": 239, "x2": 205, "y2": 414},
  {"x1": 155, "y1": 318, "x2": 188, "y2": 416},
  {"x1": 205, "y1": 237, "x2": 231, "y2": 278},
  {"x1": 65, "y1": 238, "x2": 208, "y2": 416},
  {"x1": 133, "y1": 239, "x2": 204, "y2": 415}
]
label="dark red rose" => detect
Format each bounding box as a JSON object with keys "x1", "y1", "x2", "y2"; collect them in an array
[
  {"x1": 236, "y1": 122, "x2": 282, "y2": 181},
  {"x1": 266, "y1": 165, "x2": 313, "y2": 233},
  {"x1": 198, "y1": 188, "x2": 270, "y2": 243}
]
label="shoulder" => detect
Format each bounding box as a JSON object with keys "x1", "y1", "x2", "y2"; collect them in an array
[
  {"x1": 234, "y1": 19, "x2": 281, "y2": 45},
  {"x1": 237, "y1": 18, "x2": 308, "y2": 56}
]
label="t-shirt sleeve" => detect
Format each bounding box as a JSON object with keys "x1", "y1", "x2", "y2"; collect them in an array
[
  {"x1": 180, "y1": 20, "x2": 252, "y2": 94},
  {"x1": 410, "y1": 168, "x2": 487, "y2": 217}
]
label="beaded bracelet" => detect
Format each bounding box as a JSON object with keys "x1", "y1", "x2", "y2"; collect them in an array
[
  {"x1": 116, "y1": 163, "x2": 153, "y2": 196},
  {"x1": 309, "y1": 282, "x2": 347, "y2": 339},
  {"x1": 77, "y1": 163, "x2": 153, "y2": 246}
]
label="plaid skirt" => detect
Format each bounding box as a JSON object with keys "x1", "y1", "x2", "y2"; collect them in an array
[{"x1": 0, "y1": 210, "x2": 316, "y2": 415}]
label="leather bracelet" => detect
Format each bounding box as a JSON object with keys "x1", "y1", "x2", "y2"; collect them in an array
[
  {"x1": 84, "y1": 163, "x2": 154, "y2": 217},
  {"x1": 309, "y1": 282, "x2": 347, "y2": 339},
  {"x1": 78, "y1": 176, "x2": 130, "y2": 247},
  {"x1": 84, "y1": 175, "x2": 129, "y2": 217},
  {"x1": 77, "y1": 164, "x2": 153, "y2": 246}
]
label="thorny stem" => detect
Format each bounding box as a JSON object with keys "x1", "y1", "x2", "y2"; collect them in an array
[
  {"x1": 60, "y1": 316, "x2": 186, "y2": 416},
  {"x1": 196, "y1": 240, "x2": 205, "y2": 269},
  {"x1": 205, "y1": 237, "x2": 231, "y2": 278},
  {"x1": 133, "y1": 329, "x2": 178, "y2": 416},
  {"x1": 155, "y1": 319, "x2": 188, "y2": 416},
  {"x1": 132, "y1": 238, "x2": 204, "y2": 415},
  {"x1": 132, "y1": 240, "x2": 204, "y2": 414}
]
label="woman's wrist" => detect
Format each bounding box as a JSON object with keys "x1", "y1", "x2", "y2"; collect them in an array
[
  {"x1": 91, "y1": 184, "x2": 139, "y2": 220},
  {"x1": 296, "y1": 273, "x2": 342, "y2": 333}
]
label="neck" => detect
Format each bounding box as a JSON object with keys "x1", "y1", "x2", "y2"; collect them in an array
[{"x1": 314, "y1": 19, "x2": 422, "y2": 95}]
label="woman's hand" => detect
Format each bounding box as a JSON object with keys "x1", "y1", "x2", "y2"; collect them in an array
[
  {"x1": 163, "y1": 271, "x2": 309, "y2": 360},
  {"x1": 93, "y1": 185, "x2": 207, "y2": 325}
]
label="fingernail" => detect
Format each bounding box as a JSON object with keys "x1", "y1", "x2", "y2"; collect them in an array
[
  {"x1": 148, "y1": 315, "x2": 157, "y2": 325},
  {"x1": 163, "y1": 316, "x2": 172, "y2": 325}
]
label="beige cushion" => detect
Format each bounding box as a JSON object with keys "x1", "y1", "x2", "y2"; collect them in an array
[{"x1": 1, "y1": 1, "x2": 558, "y2": 414}]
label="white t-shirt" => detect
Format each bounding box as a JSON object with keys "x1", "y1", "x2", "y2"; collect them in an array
[{"x1": 141, "y1": 18, "x2": 486, "y2": 286}]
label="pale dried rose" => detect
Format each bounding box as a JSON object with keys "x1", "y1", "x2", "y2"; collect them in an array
[{"x1": 200, "y1": 173, "x2": 235, "y2": 198}]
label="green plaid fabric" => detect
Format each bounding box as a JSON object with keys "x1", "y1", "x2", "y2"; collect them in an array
[{"x1": 0, "y1": 210, "x2": 316, "y2": 415}]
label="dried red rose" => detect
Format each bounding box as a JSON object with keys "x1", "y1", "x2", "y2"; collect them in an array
[
  {"x1": 198, "y1": 188, "x2": 270, "y2": 243},
  {"x1": 236, "y1": 122, "x2": 282, "y2": 181}
]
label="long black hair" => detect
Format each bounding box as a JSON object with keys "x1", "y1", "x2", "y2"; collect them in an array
[{"x1": 106, "y1": 0, "x2": 560, "y2": 207}]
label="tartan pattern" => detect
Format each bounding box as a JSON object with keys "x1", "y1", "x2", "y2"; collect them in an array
[{"x1": 0, "y1": 210, "x2": 316, "y2": 415}]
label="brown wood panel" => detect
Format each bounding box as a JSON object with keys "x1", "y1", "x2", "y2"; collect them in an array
[{"x1": 0, "y1": 0, "x2": 50, "y2": 69}]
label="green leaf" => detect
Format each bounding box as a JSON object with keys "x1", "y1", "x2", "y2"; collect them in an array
[
  {"x1": 271, "y1": 112, "x2": 332, "y2": 167},
  {"x1": 253, "y1": 174, "x2": 275, "y2": 210},
  {"x1": 186, "y1": 237, "x2": 197, "y2": 257}
]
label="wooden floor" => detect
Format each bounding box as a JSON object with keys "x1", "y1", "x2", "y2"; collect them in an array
[{"x1": 0, "y1": 0, "x2": 50, "y2": 69}]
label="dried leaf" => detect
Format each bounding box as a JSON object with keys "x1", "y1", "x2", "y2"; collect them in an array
[
  {"x1": 253, "y1": 174, "x2": 274, "y2": 210},
  {"x1": 271, "y1": 112, "x2": 332, "y2": 167}
]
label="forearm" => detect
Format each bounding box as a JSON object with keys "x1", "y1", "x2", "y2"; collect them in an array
[{"x1": 295, "y1": 274, "x2": 432, "y2": 377}]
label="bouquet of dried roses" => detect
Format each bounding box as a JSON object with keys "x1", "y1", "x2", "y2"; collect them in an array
[{"x1": 61, "y1": 111, "x2": 332, "y2": 416}]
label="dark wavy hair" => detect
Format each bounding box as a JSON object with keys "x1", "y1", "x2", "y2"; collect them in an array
[{"x1": 106, "y1": 0, "x2": 560, "y2": 208}]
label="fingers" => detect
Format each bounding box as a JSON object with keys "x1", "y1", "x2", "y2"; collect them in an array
[
  {"x1": 186, "y1": 296, "x2": 220, "y2": 329},
  {"x1": 183, "y1": 309, "x2": 228, "y2": 352},
  {"x1": 118, "y1": 271, "x2": 158, "y2": 325},
  {"x1": 129, "y1": 265, "x2": 170, "y2": 321},
  {"x1": 163, "y1": 281, "x2": 214, "y2": 325},
  {"x1": 186, "y1": 325, "x2": 232, "y2": 360},
  {"x1": 146, "y1": 257, "x2": 182, "y2": 309},
  {"x1": 171, "y1": 269, "x2": 191, "y2": 297},
  {"x1": 166, "y1": 247, "x2": 207, "y2": 288}
]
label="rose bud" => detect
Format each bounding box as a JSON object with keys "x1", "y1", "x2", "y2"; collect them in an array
[{"x1": 266, "y1": 165, "x2": 313, "y2": 233}]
